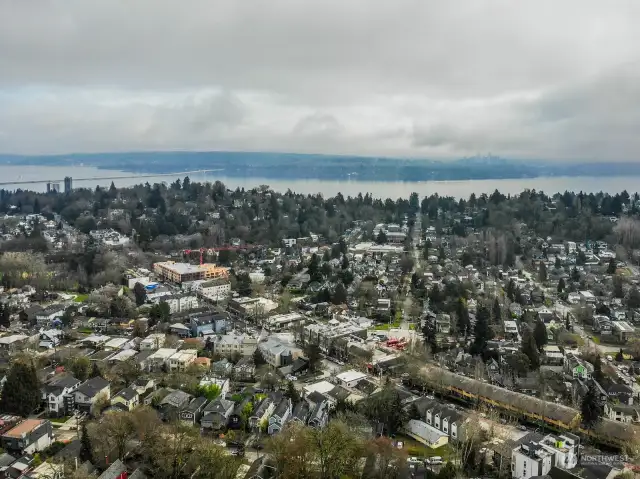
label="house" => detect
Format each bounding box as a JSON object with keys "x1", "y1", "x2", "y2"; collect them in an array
[
  {"x1": 268, "y1": 397, "x2": 292, "y2": 434},
  {"x1": 140, "y1": 333, "x2": 165, "y2": 350},
  {"x1": 180, "y1": 397, "x2": 208, "y2": 426},
  {"x1": 189, "y1": 313, "x2": 227, "y2": 337},
  {"x1": 258, "y1": 337, "x2": 303, "y2": 368},
  {"x1": 604, "y1": 402, "x2": 640, "y2": 423},
  {"x1": 579, "y1": 291, "x2": 596, "y2": 304},
  {"x1": 39, "y1": 329, "x2": 63, "y2": 349},
  {"x1": 111, "y1": 387, "x2": 139, "y2": 411},
  {"x1": 307, "y1": 400, "x2": 329, "y2": 429},
  {"x1": 572, "y1": 378, "x2": 608, "y2": 406},
  {"x1": 199, "y1": 377, "x2": 230, "y2": 398},
  {"x1": 0, "y1": 334, "x2": 29, "y2": 352},
  {"x1": 35, "y1": 305, "x2": 66, "y2": 327},
  {"x1": 74, "y1": 377, "x2": 111, "y2": 414},
  {"x1": 564, "y1": 353, "x2": 593, "y2": 380},
  {"x1": 20, "y1": 305, "x2": 43, "y2": 324},
  {"x1": 41, "y1": 374, "x2": 81, "y2": 417},
  {"x1": 335, "y1": 370, "x2": 367, "y2": 389},
  {"x1": 169, "y1": 323, "x2": 191, "y2": 338},
  {"x1": 607, "y1": 384, "x2": 634, "y2": 405},
  {"x1": 201, "y1": 397, "x2": 235, "y2": 430},
  {"x1": 229, "y1": 397, "x2": 253, "y2": 430},
  {"x1": 404, "y1": 419, "x2": 449, "y2": 448},
  {"x1": 250, "y1": 395, "x2": 278, "y2": 431},
  {"x1": 167, "y1": 350, "x2": 197, "y2": 371},
  {"x1": 542, "y1": 345, "x2": 564, "y2": 366},
  {"x1": 612, "y1": 321, "x2": 636, "y2": 343},
  {"x1": 503, "y1": 320, "x2": 519, "y2": 340},
  {"x1": 147, "y1": 348, "x2": 178, "y2": 372},
  {"x1": 0, "y1": 420, "x2": 54, "y2": 454},
  {"x1": 233, "y1": 357, "x2": 256, "y2": 382},
  {"x1": 593, "y1": 315, "x2": 613, "y2": 335},
  {"x1": 290, "y1": 401, "x2": 310, "y2": 425},
  {"x1": 132, "y1": 378, "x2": 156, "y2": 396},
  {"x1": 208, "y1": 333, "x2": 258, "y2": 357},
  {"x1": 211, "y1": 358, "x2": 233, "y2": 378},
  {"x1": 158, "y1": 390, "x2": 193, "y2": 421}
]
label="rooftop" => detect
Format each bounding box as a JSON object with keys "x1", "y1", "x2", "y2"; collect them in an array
[
  {"x1": 336, "y1": 370, "x2": 368, "y2": 384},
  {"x1": 4, "y1": 419, "x2": 44, "y2": 438}
]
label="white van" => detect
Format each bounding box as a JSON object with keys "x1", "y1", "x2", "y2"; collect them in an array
[{"x1": 427, "y1": 457, "x2": 443, "y2": 465}]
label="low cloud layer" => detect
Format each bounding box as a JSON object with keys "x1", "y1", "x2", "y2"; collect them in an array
[{"x1": 1, "y1": 0, "x2": 640, "y2": 160}]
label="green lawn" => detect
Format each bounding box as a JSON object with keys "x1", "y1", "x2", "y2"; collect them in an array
[
  {"x1": 74, "y1": 294, "x2": 89, "y2": 303},
  {"x1": 396, "y1": 434, "x2": 455, "y2": 459}
]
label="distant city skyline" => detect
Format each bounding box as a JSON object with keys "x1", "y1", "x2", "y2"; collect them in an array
[{"x1": 1, "y1": 1, "x2": 640, "y2": 161}]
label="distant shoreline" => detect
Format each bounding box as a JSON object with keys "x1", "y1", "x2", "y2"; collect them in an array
[{"x1": 2, "y1": 151, "x2": 640, "y2": 183}]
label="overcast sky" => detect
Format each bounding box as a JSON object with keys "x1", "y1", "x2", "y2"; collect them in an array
[{"x1": 1, "y1": 0, "x2": 640, "y2": 160}]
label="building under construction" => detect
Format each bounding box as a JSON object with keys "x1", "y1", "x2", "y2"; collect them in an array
[{"x1": 153, "y1": 261, "x2": 228, "y2": 284}]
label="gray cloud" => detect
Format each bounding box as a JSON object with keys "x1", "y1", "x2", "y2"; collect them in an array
[{"x1": 1, "y1": 0, "x2": 640, "y2": 159}]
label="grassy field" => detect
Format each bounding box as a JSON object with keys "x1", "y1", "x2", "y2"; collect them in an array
[{"x1": 74, "y1": 294, "x2": 89, "y2": 303}]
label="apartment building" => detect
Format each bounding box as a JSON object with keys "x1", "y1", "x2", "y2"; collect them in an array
[
  {"x1": 168, "y1": 350, "x2": 198, "y2": 372},
  {"x1": 153, "y1": 261, "x2": 228, "y2": 284}
]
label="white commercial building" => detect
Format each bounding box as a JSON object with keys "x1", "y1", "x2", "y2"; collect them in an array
[{"x1": 335, "y1": 370, "x2": 368, "y2": 388}]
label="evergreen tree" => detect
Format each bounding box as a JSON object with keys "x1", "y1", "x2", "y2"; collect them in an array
[
  {"x1": 0, "y1": 303, "x2": 10, "y2": 328},
  {"x1": 252, "y1": 348, "x2": 266, "y2": 366},
  {"x1": 538, "y1": 262, "x2": 548, "y2": 282},
  {"x1": 615, "y1": 348, "x2": 624, "y2": 362},
  {"x1": 0, "y1": 360, "x2": 40, "y2": 416},
  {"x1": 308, "y1": 253, "x2": 322, "y2": 283},
  {"x1": 506, "y1": 280, "x2": 516, "y2": 301},
  {"x1": 629, "y1": 287, "x2": 640, "y2": 309},
  {"x1": 79, "y1": 421, "x2": 93, "y2": 462},
  {"x1": 470, "y1": 306, "x2": 492, "y2": 356},
  {"x1": 456, "y1": 298, "x2": 470, "y2": 337},
  {"x1": 521, "y1": 329, "x2": 541, "y2": 370},
  {"x1": 593, "y1": 355, "x2": 605, "y2": 384},
  {"x1": 533, "y1": 320, "x2": 548, "y2": 351},
  {"x1": 341, "y1": 254, "x2": 349, "y2": 270},
  {"x1": 332, "y1": 282, "x2": 348, "y2": 305},
  {"x1": 422, "y1": 320, "x2": 437, "y2": 354},
  {"x1": 133, "y1": 282, "x2": 147, "y2": 307},
  {"x1": 613, "y1": 275, "x2": 624, "y2": 299},
  {"x1": 581, "y1": 382, "x2": 604, "y2": 430},
  {"x1": 89, "y1": 362, "x2": 102, "y2": 379},
  {"x1": 284, "y1": 381, "x2": 300, "y2": 404},
  {"x1": 557, "y1": 278, "x2": 566, "y2": 293},
  {"x1": 375, "y1": 229, "x2": 387, "y2": 245},
  {"x1": 607, "y1": 257, "x2": 617, "y2": 274},
  {"x1": 492, "y1": 297, "x2": 501, "y2": 323}
]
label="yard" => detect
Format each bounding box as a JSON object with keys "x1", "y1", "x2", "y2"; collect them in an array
[
  {"x1": 73, "y1": 294, "x2": 89, "y2": 303},
  {"x1": 395, "y1": 434, "x2": 455, "y2": 460}
]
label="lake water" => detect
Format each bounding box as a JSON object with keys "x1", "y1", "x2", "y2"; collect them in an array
[{"x1": 0, "y1": 164, "x2": 639, "y2": 199}]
